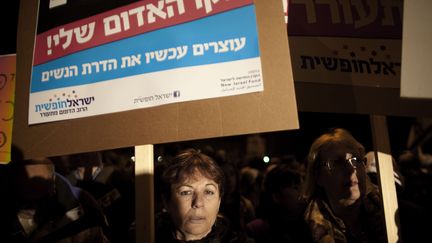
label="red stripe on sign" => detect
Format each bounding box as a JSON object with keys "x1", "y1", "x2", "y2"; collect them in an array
[{"x1": 34, "y1": 0, "x2": 253, "y2": 65}]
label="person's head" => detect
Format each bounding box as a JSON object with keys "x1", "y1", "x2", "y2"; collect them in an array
[
  {"x1": 303, "y1": 128, "x2": 367, "y2": 208},
  {"x1": 263, "y1": 164, "x2": 306, "y2": 218},
  {"x1": 239, "y1": 166, "x2": 263, "y2": 209},
  {"x1": 160, "y1": 149, "x2": 224, "y2": 241},
  {"x1": 12, "y1": 157, "x2": 56, "y2": 203},
  {"x1": 69, "y1": 151, "x2": 103, "y2": 180},
  {"x1": 215, "y1": 153, "x2": 239, "y2": 197}
]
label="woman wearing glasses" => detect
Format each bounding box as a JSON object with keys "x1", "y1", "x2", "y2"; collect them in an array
[{"x1": 302, "y1": 128, "x2": 386, "y2": 243}]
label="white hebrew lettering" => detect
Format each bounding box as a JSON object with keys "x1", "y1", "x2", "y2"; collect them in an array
[
  {"x1": 233, "y1": 37, "x2": 246, "y2": 51},
  {"x1": 41, "y1": 65, "x2": 79, "y2": 81},
  {"x1": 131, "y1": 54, "x2": 141, "y2": 66},
  {"x1": 63, "y1": 67, "x2": 70, "y2": 78},
  {"x1": 74, "y1": 22, "x2": 95, "y2": 44},
  {"x1": 91, "y1": 62, "x2": 100, "y2": 73},
  {"x1": 166, "y1": 0, "x2": 186, "y2": 17},
  {"x1": 82, "y1": 63, "x2": 92, "y2": 75},
  {"x1": 53, "y1": 34, "x2": 60, "y2": 46},
  {"x1": 167, "y1": 48, "x2": 177, "y2": 60},
  {"x1": 156, "y1": 50, "x2": 168, "y2": 61},
  {"x1": 99, "y1": 60, "x2": 109, "y2": 72},
  {"x1": 107, "y1": 59, "x2": 118, "y2": 70},
  {"x1": 217, "y1": 40, "x2": 229, "y2": 53},
  {"x1": 129, "y1": 6, "x2": 146, "y2": 27},
  {"x1": 176, "y1": 46, "x2": 188, "y2": 59},
  {"x1": 59, "y1": 28, "x2": 73, "y2": 49},
  {"x1": 104, "y1": 15, "x2": 122, "y2": 36},
  {"x1": 69, "y1": 65, "x2": 78, "y2": 76},
  {"x1": 121, "y1": 55, "x2": 141, "y2": 67},
  {"x1": 192, "y1": 38, "x2": 245, "y2": 55},
  {"x1": 148, "y1": 46, "x2": 188, "y2": 62},
  {"x1": 147, "y1": 1, "x2": 167, "y2": 24},
  {"x1": 54, "y1": 68, "x2": 64, "y2": 79},
  {"x1": 42, "y1": 71, "x2": 50, "y2": 82},
  {"x1": 209, "y1": 42, "x2": 218, "y2": 53},
  {"x1": 203, "y1": 43, "x2": 210, "y2": 51},
  {"x1": 193, "y1": 44, "x2": 204, "y2": 56},
  {"x1": 145, "y1": 52, "x2": 155, "y2": 63},
  {"x1": 120, "y1": 12, "x2": 130, "y2": 31},
  {"x1": 195, "y1": 0, "x2": 220, "y2": 14}
]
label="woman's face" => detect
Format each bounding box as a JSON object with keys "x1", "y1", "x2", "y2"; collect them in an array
[
  {"x1": 318, "y1": 152, "x2": 365, "y2": 207},
  {"x1": 166, "y1": 171, "x2": 221, "y2": 241}
]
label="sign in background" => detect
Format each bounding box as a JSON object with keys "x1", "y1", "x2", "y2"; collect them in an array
[
  {"x1": 30, "y1": 0, "x2": 263, "y2": 124},
  {"x1": 283, "y1": 0, "x2": 432, "y2": 117},
  {"x1": 287, "y1": 0, "x2": 402, "y2": 88},
  {"x1": 0, "y1": 54, "x2": 16, "y2": 164}
]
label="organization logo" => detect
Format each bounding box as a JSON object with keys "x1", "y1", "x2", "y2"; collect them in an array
[
  {"x1": 173, "y1": 90, "x2": 180, "y2": 98},
  {"x1": 34, "y1": 90, "x2": 95, "y2": 118}
]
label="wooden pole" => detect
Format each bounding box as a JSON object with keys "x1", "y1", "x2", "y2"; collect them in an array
[
  {"x1": 135, "y1": 144, "x2": 154, "y2": 243},
  {"x1": 370, "y1": 115, "x2": 400, "y2": 243}
]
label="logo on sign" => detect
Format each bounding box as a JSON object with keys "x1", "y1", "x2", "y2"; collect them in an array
[{"x1": 34, "y1": 90, "x2": 95, "y2": 118}]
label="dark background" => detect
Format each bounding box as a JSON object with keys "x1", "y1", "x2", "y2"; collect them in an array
[{"x1": 0, "y1": 1, "x2": 20, "y2": 55}]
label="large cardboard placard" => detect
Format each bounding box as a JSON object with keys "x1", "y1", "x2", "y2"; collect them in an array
[
  {"x1": 14, "y1": 0, "x2": 298, "y2": 159},
  {"x1": 30, "y1": 0, "x2": 264, "y2": 124}
]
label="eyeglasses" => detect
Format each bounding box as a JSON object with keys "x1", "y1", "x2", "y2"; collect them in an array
[{"x1": 319, "y1": 157, "x2": 364, "y2": 171}]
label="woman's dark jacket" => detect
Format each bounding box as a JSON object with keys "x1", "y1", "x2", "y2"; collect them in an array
[{"x1": 155, "y1": 212, "x2": 254, "y2": 243}]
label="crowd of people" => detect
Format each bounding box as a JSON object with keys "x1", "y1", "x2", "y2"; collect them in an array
[
  {"x1": 153, "y1": 127, "x2": 432, "y2": 243},
  {"x1": 0, "y1": 147, "x2": 135, "y2": 242},
  {"x1": 1, "y1": 127, "x2": 431, "y2": 242}
]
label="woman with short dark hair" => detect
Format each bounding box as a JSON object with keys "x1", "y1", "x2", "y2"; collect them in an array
[{"x1": 156, "y1": 148, "x2": 252, "y2": 243}]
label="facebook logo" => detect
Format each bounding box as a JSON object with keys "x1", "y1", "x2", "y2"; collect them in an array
[{"x1": 173, "y1": 90, "x2": 180, "y2": 98}]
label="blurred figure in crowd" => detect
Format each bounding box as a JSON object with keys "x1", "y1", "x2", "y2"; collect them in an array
[
  {"x1": 302, "y1": 128, "x2": 386, "y2": 243},
  {"x1": 215, "y1": 150, "x2": 255, "y2": 240},
  {"x1": 0, "y1": 147, "x2": 109, "y2": 242},
  {"x1": 64, "y1": 151, "x2": 135, "y2": 243},
  {"x1": 155, "y1": 148, "x2": 253, "y2": 243},
  {"x1": 393, "y1": 150, "x2": 432, "y2": 242},
  {"x1": 247, "y1": 163, "x2": 312, "y2": 243},
  {"x1": 239, "y1": 164, "x2": 263, "y2": 212}
]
